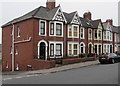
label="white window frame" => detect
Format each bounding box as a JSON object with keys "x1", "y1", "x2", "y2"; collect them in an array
[
  {"x1": 17, "y1": 26, "x2": 20, "y2": 38},
  {"x1": 80, "y1": 42, "x2": 85, "y2": 53},
  {"x1": 49, "y1": 21, "x2": 63, "y2": 37},
  {"x1": 80, "y1": 27, "x2": 84, "y2": 39},
  {"x1": 88, "y1": 43, "x2": 93, "y2": 53},
  {"x1": 114, "y1": 33, "x2": 117, "y2": 42},
  {"x1": 68, "y1": 25, "x2": 79, "y2": 38},
  {"x1": 39, "y1": 20, "x2": 46, "y2": 36},
  {"x1": 68, "y1": 42, "x2": 79, "y2": 56},
  {"x1": 88, "y1": 29, "x2": 92, "y2": 40},
  {"x1": 94, "y1": 43, "x2": 102, "y2": 54},
  {"x1": 49, "y1": 41, "x2": 63, "y2": 58}
]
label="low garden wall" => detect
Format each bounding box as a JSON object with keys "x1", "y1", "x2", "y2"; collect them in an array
[
  {"x1": 62, "y1": 57, "x2": 96, "y2": 65},
  {"x1": 32, "y1": 59, "x2": 55, "y2": 70}
]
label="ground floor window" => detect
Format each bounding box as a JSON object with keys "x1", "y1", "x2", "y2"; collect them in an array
[
  {"x1": 49, "y1": 42, "x2": 63, "y2": 58},
  {"x1": 94, "y1": 44, "x2": 102, "y2": 55},
  {"x1": 103, "y1": 44, "x2": 112, "y2": 54},
  {"x1": 80, "y1": 43, "x2": 85, "y2": 53},
  {"x1": 68, "y1": 43, "x2": 79, "y2": 56}
]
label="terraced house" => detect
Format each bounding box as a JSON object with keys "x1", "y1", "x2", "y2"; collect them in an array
[{"x1": 2, "y1": 0, "x2": 119, "y2": 71}]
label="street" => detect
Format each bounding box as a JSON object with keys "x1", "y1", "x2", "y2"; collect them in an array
[{"x1": 2, "y1": 63, "x2": 119, "y2": 84}]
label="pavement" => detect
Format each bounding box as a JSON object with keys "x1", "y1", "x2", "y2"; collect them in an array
[{"x1": 2, "y1": 60, "x2": 99, "y2": 77}]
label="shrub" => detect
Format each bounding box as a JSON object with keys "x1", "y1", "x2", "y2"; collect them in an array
[
  {"x1": 87, "y1": 53, "x2": 95, "y2": 57},
  {"x1": 79, "y1": 53, "x2": 87, "y2": 58}
]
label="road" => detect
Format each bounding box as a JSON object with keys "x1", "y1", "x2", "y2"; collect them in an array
[{"x1": 2, "y1": 63, "x2": 119, "y2": 84}]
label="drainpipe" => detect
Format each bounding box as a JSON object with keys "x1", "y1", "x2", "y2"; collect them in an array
[{"x1": 12, "y1": 24, "x2": 15, "y2": 72}]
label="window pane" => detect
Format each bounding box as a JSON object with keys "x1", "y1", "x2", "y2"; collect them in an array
[
  {"x1": 69, "y1": 28, "x2": 72, "y2": 36},
  {"x1": 50, "y1": 23, "x2": 54, "y2": 35},
  {"x1": 50, "y1": 44, "x2": 54, "y2": 56},
  {"x1": 69, "y1": 44, "x2": 72, "y2": 49},
  {"x1": 56, "y1": 44, "x2": 62, "y2": 56},
  {"x1": 69, "y1": 50, "x2": 72, "y2": 55},
  {"x1": 40, "y1": 21, "x2": 45, "y2": 35},
  {"x1": 74, "y1": 44, "x2": 77, "y2": 49},
  {"x1": 73, "y1": 50, "x2": 77, "y2": 55},
  {"x1": 56, "y1": 23, "x2": 62, "y2": 35}
]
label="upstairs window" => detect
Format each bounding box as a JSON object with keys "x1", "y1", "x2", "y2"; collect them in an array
[
  {"x1": 73, "y1": 26, "x2": 78, "y2": 37},
  {"x1": 114, "y1": 33, "x2": 117, "y2": 42},
  {"x1": 104, "y1": 31, "x2": 106, "y2": 40},
  {"x1": 107, "y1": 32, "x2": 109, "y2": 40},
  {"x1": 68, "y1": 26, "x2": 72, "y2": 37},
  {"x1": 88, "y1": 29, "x2": 92, "y2": 40},
  {"x1": 50, "y1": 23, "x2": 54, "y2": 35},
  {"x1": 94, "y1": 29, "x2": 97, "y2": 39},
  {"x1": 40, "y1": 21, "x2": 46, "y2": 36},
  {"x1": 56, "y1": 23, "x2": 62, "y2": 36},
  {"x1": 17, "y1": 26, "x2": 20, "y2": 37},
  {"x1": 98, "y1": 30, "x2": 102, "y2": 39},
  {"x1": 80, "y1": 28, "x2": 84, "y2": 39}
]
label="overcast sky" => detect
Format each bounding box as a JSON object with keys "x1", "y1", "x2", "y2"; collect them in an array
[{"x1": 0, "y1": 0, "x2": 119, "y2": 44}]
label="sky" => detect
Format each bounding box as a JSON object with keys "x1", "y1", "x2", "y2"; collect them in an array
[{"x1": 0, "y1": 0, "x2": 119, "y2": 44}]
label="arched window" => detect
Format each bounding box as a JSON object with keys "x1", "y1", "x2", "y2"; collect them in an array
[
  {"x1": 80, "y1": 42, "x2": 85, "y2": 53},
  {"x1": 88, "y1": 43, "x2": 93, "y2": 54}
]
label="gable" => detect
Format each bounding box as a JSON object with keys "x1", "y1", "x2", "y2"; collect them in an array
[
  {"x1": 52, "y1": 7, "x2": 66, "y2": 22},
  {"x1": 71, "y1": 12, "x2": 80, "y2": 24},
  {"x1": 98, "y1": 23, "x2": 103, "y2": 29}
]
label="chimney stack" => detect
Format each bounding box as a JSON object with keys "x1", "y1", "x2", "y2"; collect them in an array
[
  {"x1": 46, "y1": 0, "x2": 56, "y2": 9},
  {"x1": 106, "y1": 19, "x2": 113, "y2": 25},
  {"x1": 83, "y1": 12, "x2": 92, "y2": 20}
]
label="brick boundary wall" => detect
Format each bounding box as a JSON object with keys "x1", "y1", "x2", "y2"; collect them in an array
[
  {"x1": 62, "y1": 57, "x2": 96, "y2": 65},
  {"x1": 31, "y1": 59, "x2": 55, "y2": 70}
]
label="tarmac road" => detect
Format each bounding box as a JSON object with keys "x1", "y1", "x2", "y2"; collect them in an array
[{"x1": 2, "y1": 63, "x2": 119, "y2": 84}]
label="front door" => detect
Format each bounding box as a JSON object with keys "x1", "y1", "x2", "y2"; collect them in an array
[{"x1": 40, "y1": 42, "x2": 46, "y2": 60}]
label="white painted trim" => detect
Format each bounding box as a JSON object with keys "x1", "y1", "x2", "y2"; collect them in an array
[
  {"x1": 71, "y1": 11, "x2": 80, "y2": 25},
  {"x1": 94, "y1": 43, "x2": 102, "y2": 54},
  {"x1": 80, "y1": 42, "x2": 85, "y2": 53},
  {"x1": 39, "y1": 20, "x2": 46, "y2": 36},
  {"x1": 68, "y1": 24, "x2": 79, "y2": 38},
  {"x1": 67, "y1": 42, "x2": 79, "y2": 56},
  {"x1": 52, "y1": 6, "x2": 67, "y2": 23},
  {"x1": 88, "y1": 28, "x2": 92, "y2": 40},
  {"x1": 37, "y1": 40, "x2": 48, "y2": 60},
  {"x1": 80, "y1": 27, "x2": 85, "y2": 39},
  {"x1": 49, "y1": 21, "x2": 63, "y2": 37},
  {"x1": 49, "y1": 41, "x2": 63, "y2": 58},
  {"x1": 88, "y1": 42, "x2": 93, "y2": 53}
]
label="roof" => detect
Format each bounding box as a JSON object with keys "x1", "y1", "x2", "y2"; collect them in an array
[
  {"x1": 2, "y1": 6, "x2": 59, "y2": 28},
  {"x1": 79, "y1": 17, "x2": 93, "y2": 28},
  {"x1": 112, "y1": 26, "x2": 118, "y2": 33},
  {"x1": 63, "y1": 11, "x2": 76, "y2": 24},
  {"x1": 90, "y1": 19, "x2": 102, "y2": 29}
]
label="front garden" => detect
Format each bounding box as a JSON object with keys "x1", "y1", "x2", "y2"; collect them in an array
[{"x1": 48, "y1": 53, "x2": 97, "y2": 65}]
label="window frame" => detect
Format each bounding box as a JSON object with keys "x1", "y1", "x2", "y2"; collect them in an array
[
  {"x1": 80, "y1": 27, "x2": 84, "y2": 39},
  {"x1": 39, "y1": 20, "x2": 46, "y2": 36},
  {"x1": 17, "y1": 25, "x2": 20, "y2": 38}
]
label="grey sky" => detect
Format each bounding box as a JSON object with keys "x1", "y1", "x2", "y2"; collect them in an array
[{"x1": 0, "y1": 0, "x2": 119, "y2": 44}]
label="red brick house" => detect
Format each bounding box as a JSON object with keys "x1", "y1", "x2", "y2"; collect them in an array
[{"x1": 2, "y1": 0, "x2": 119, "y2": 71}]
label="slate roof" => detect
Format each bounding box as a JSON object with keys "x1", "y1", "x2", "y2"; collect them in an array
[
  {"x1": 79, "y1": 17, "x2": 93, "y2": 28},
  {"x1": 63, "y1": 11, "x2": 76, "y2": 24},
  {"x1": 90, "y1": 19, "x2": 102, "y2": 29},
  {"x1": 112, "y1": 26, "x2": 118, "y2": 33},
  {"x1": 2, "y1": 6, "x2": 59, "y2": 27}
]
